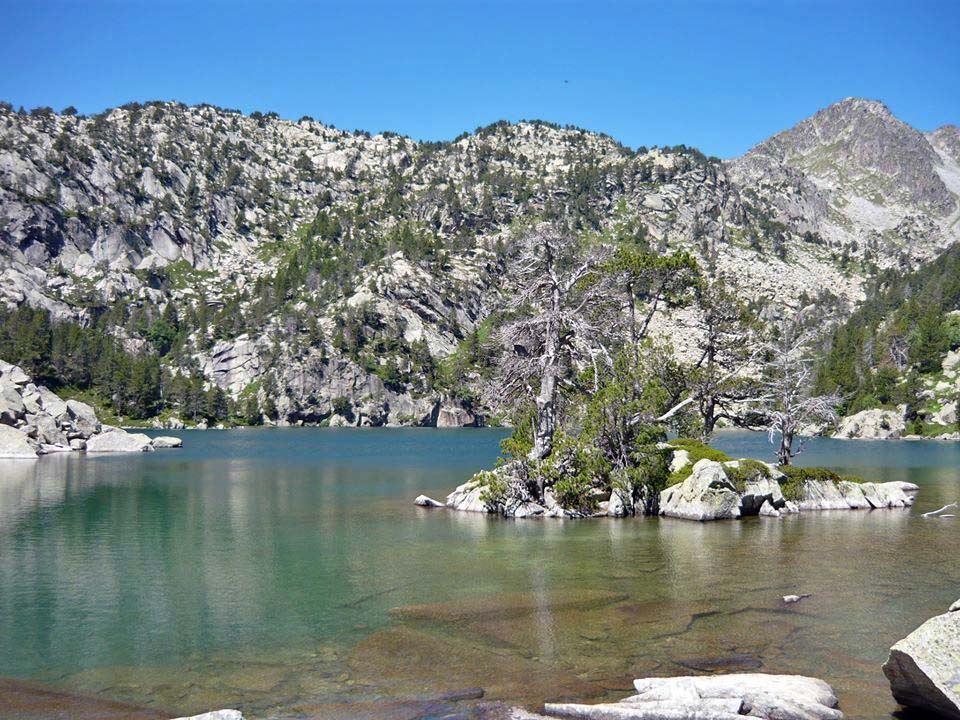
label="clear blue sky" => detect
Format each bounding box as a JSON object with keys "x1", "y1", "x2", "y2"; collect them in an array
[{"x1": 1, "y1": 0, "x2": 957, "y2": 158}]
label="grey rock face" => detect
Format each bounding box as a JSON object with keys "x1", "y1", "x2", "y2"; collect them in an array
[
  {"x1": 0, "y1": 424, "x2": 38, "y2": 458},
  {"x1": 833, "y1": 408, "x2": 906, "y2": 440},
  {"x1": 883, "y1": 605, "x2": 960, "y2": 719},
  {"x1": 659, "y1": 460, "x2": 742, "y2": 521},
  {"x1": 446, "y1": 479, "x2": 492, "y2": 514},
  {"x1": 65, "y1": 399, "x2": 101, "y2": 438}
]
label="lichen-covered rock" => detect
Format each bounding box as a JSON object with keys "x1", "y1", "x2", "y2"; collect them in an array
[
  {"x1": 883, "y1": 603, "x2": 960, "y2": 719},
  {"x1": 659, "y1": 460, "x2": 741, "y2": 521}
]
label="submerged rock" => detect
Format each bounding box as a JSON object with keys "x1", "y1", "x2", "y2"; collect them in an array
[
  {"x1": 543, "y1": 673, "x2": 842, "y2": 720},
  {"x1": 171, "y1": 712, "x2": 243, "y2": 720},
  {"x1": 883, "y1": 602, "x2": 960, "y2": 719}
]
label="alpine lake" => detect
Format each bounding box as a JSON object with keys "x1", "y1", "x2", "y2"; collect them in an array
[{"x1": 0, "y1": 428, "x2": 957, "y2": 719}]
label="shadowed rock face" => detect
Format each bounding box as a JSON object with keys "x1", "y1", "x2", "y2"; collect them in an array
[{"x1": 883, "y1": 602, "x2": 960, "y2": 719}]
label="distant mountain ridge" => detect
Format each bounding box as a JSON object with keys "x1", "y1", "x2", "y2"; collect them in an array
[{"x1": 0, "y1": 97, "x2": 957, "y2": 425}]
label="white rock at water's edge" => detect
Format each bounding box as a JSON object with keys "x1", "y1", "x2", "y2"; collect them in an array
[
  {"x1": 85, "y1": 428, "x2": 154, "y2": 453},
  {"x1": 659, "y1": 460, "x2": 741, "y2": 521},
  {"x1": 542, "y1": 673, "x2": 842, "y2": 720},
  {"x1": 152, "y1": 435, "x2": 183, "y2": 448},
  {"x1": 0, "y1": 424, "x2": 38, "y2": 458},
  {"x1": 170, "y1": 711, "x2": 243, "y2": 720},
  {"x1": 414, "y1": 494, "x2": 444, "y2": 507}
]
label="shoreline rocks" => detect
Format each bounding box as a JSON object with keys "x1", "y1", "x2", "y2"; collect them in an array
[
  {"x1": 659, "y1": 459, "x2": 914, "y2": 521},
  {"x1": 883, "y1": 600, "x2": 960, "y2": 719},
  {"x1": 0, "y1": 360, "x2": 183, "y2": 458}
]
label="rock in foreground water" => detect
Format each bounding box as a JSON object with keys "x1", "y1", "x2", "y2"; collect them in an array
[
  {"x1": 544, "y1": 673, "x2": 842, "y2": 720},
  {"x1": 171, "y1": 712, "x2": 243, "y2": 720},
  {"x1": 86, "y1": 428, "x2": 155, "y2": 453},
  {"x1": 883, "y1": 601, "x2": 960, "y2": 719}
]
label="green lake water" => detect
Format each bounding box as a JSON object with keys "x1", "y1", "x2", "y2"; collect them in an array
[{"x1": 0, "y1": 428, "x2": 957, "y2": 718}]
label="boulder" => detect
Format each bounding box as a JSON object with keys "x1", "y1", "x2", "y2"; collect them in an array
[
  {"x1": 85, "y1": 428, "x2": 154, "y2": 453},
  {"x1": 66, "y1": 399, "x2": 101, "y2": 438},
  {"x1": 859, "y1": 482, "x2": 913, "y2": 509},
  {"x1": 796, "y1": 479, "x2": 851, "y2": 511},
  {"x1": 33, "y1": 413, "x2": 67, "y2": 446},
  {"x1": 833, "y1": 408, "x2": 905, "y2": 440},
  {"x1": 0, "y1": 360, "x2": 30, "y2": 385},
  {"x1": 151, "y1": 435, "x2": 183, "y2": 449},
  {"x1": 660, "y1": 460, "x2": 741, "y2": 521},
  {"x1": 759, "y1": 499, "x2": 781, "y2": 517},
  {"x1": 69, "y1": 438, "x2": 86, "y2": 451},
  {"x1": 436, "y1": 403, "x2": 479, "y2": 428},
  {"x1": 739, "y1": 470, "x2": 785, "y2": 515},
  {"x1": 933, "y1": 401, "x2": 958, "y2": 427},
  {"x1": 543, "y1": 673, "x2": 842, "y2": 720},
  {"x1": 506, "y1": 500, "x2": 546, "y2": 518},
  {"x1": 0, "y1": 424, "x2": 37, "y2": 458},
  {"x1": 837, "y1": 480, "x2": 871, "y2": 509},
  {"x1": 669, "y1": 448, "x2": 690, "y2": 474},
  {"x1": 883, "y1": 603, "x2": 960, "y2": 719},
  {"x1": 0, "y1": 380, "x2": 26, "y2": 425},
  {"x1": 170, "y1": 712, "x2": 243, "y2": 720},
  {"x1": 37, "y1": 386, "x2": 67, "y2": 418},
  {"x1": 446, "y1": 479, "x2": 490, "y2": 513},
  {"x1": 22, "y1": 391, "x2": 41, "y2": 415},
  {"x1": 414, "y1": 494, "x2": 444, "y2": 507}
]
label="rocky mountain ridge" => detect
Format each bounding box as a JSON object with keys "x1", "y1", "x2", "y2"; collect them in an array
[{"x1": 0, "y1": 98, "x2": 957, "y2": 425}]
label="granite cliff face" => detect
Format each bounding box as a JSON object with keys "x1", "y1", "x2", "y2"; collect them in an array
[{"x1": 0, "y1": 99, "x2": 956, "y2": 425}]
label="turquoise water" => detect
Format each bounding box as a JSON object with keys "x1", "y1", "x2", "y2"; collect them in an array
[{"x1": 0, "y1": 429, "x2": 957, "y2": 718}]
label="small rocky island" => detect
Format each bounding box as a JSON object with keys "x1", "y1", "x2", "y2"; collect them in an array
[
  {"x1": 427, "y1": 439, "x2": 918, "y2": 521},
  {"x1": 0, "y1": 360, "x2": 181, "y2": 457}
]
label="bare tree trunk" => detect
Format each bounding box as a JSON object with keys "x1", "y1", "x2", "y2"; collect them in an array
[{"x1": 777, "y1": 429, "x2": 793, "y2": 466}]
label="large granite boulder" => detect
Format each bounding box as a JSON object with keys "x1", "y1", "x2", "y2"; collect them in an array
[
  {"x1": 0, "y1": 379, "x2": 26, "y2": 426},
  {"x1": 151, "y1": 435, "x2": 183, "y2": 448},
  {"x1": 833, "y1": 407, "x2": 905, "y2": 439},
  {"x1": 883, "y1": 601, "x2": 960, "y2": 719},
  {"x1": 86, "y1": 427, "x2": 154, "y2": 453},
  {"x1": 0, "y1": 424, "x2": 37, "y2": 458},
  {"x1": 446, "y1": 478, "x2": 491, "y2": 513},
  {"x1": 66, "y1": 399, "x2": 101, "y2": 438},
  {"x1": 543, "y1": 673, "x2": 842, "y2": 720},
  {"x1": 0, "y1": 360, "x2": 30, "y2": 385},
  {"x1": 37, "y1": 386, "x2": 67, "y2": 418},
  {"x1": 660, "y1": 460, "x2": 741, "y2": 521}
]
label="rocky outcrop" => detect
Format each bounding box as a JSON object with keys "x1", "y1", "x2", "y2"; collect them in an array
[
  {"x1": 659, "y1": 458, "x2": 915, "y2": 521},
  {"x1": 660, "y1": 460, "x2": 743, "y2": 521},
  {"x1": 542, "y1": 673, "x2": 842, "y2": 720},
  {"x1": 0, "y1": 360, "x2": 182, "y2": 456},
  {"x1": 883, "y1": 600, "x2": 960, "y2": 719},
  {"x1": 833, "y1": 407, "x2": 906, "y2": 440}
]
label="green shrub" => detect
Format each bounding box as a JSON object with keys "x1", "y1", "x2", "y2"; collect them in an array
[
  {"x1": 724, "y1": 458, "x2": 771, "y2": 493},
  {"x1": 666, "y1": 438, "x2": 732, "y2": 485},
  {"x1": 474, "y1": 470, "x2": 507, "y2": 508},
  {"x1": 776, "y1": 466, "x2": 866, "y2": 501}
]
